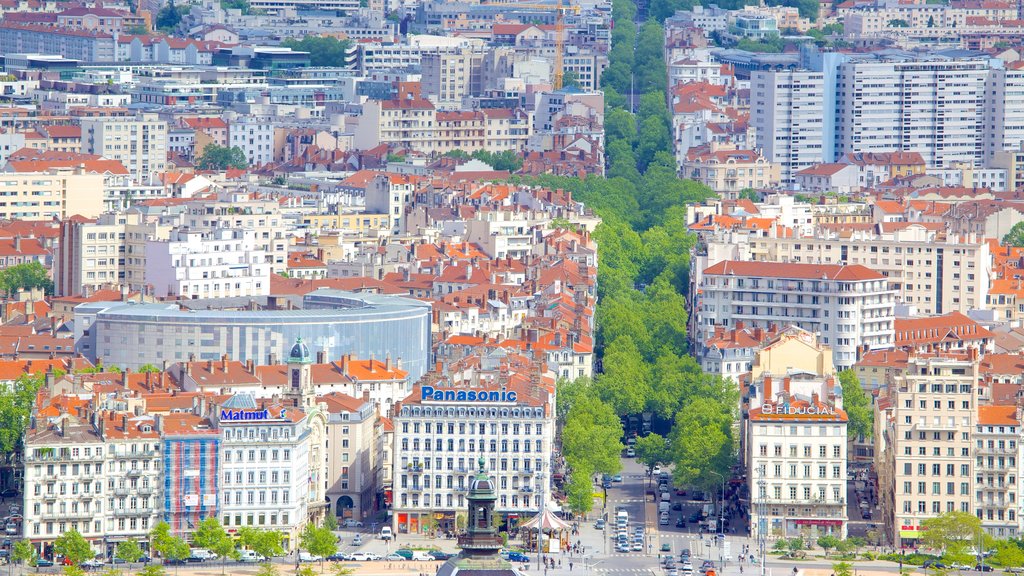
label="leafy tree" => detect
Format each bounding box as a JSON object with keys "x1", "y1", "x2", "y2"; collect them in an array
[
  {"x1": 54, "y1": 529, "x2": 94, "y2": 566},
  {"x1": 115, "y1": 540, "x2": 143, "y2": 567},
  {"x1": 739, "y1": 188, "x2": 760, "y2": 201},
  {"x1": 922, "y1": 512, "x2": 984, "y2": 553},
  {"x1": 565, "y1": 470, "x2": 595, "y2": 515},
  {"x1": 562, "y1": 395, "x2": 623, "y2": 476},
  {"x1": 282, "y1": 36, "x2": 353, "y2": 68},
  {"x1": 238, "y1": 527, "x2": 284, "y2": 561},
  {"x1": 833, "y1": 561, "x2": 854, "y2": 576},
  {"x1": 322, "y1": 514, "x2": 338, "y2": 531},
  {"x1": 888, "y1": 18, "x2": 909, "y2": 26},
  {"x1": 149, "y1": 522, "x2": 173, "y2": 557},
  {"x1": 562, "y1": 70, "x2": 582, "y2": 89},
  {"x1": 0, "y1": 262, "x2": 53, "y2": 295},
  {"x1": 12, "y1": 539, "x2": 34, "y2": 565},
  {"x1": 197, "y1": 144, "x2": 248, "y2": 170},
  {"x1": 471, "y1": 150, "x2": 523, "y2": 172},
  {"x1": 64, "y1": 567, "x2": 87, "y2": 576},
  {"x1": 839, "y1": 370, "x2": 873, "y2": 439},
  {"x1": 634, "y1": 433, "x2": 669, "y2": 473},
  {"x1": 300, "y1": 523, "x2": 337, "y2": 570},
  {"x1": 220, "y1": 0, "x2": 250, "y2": 12},
  {"x1": 818, "y1": 535, "x2": 840, "y2": 556},
  {"x1": 1003, "y1": 221, "x2": 1024, "y2": 247},
  {"x1": 155, "y1": 0, "x2": 187, "y2": 31},
  {"x1": 331, "y1": 565, "x2": 355, "y2": 576},
  {"x1": 994, "y1": 541, "x2": 1024, "y2": 568},
  {"x1": 0, "y1": 372, "x2": 45, "y2": 454},
  {"x1": 137, "y1": 364, "x2": 161, "y2": 374},
  {"x1": 192, "y1": 517, "x2": 236, "y2": 572},
  {"x1": 668, "y1": 397, "x2": 734, "y2": 493},
  {"x1": 164, "y1": 537, "x2": 191, "y2": 566},
  {"x1": 597, "y1": 336, "x2": 651, "y2": 415}
]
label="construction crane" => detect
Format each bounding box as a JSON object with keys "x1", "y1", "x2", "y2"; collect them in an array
[{"x1": 484, "y1": 0, "x2": 581, "y2": 89}]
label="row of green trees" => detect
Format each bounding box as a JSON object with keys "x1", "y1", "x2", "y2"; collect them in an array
[
  {"x1": 12, "y1": 517, "x2": 342, "y2": 575},
  {"x1": 547, "y1": 0, "x2": 741, "y2": 512}
]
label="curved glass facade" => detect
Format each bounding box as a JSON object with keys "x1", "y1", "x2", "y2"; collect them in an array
[{"x1": 74, "y1": 290, "x2": 432, "y2": 378}]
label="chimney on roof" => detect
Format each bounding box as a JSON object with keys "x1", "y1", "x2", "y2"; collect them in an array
[
  {"x1": 269, "y1": 352, "x2": 278, "y2": 365},
  {"x1": 121, "y1": 369, "x2": 128, "y2": 388},
  {"x1": 317, "y1": 350, "x2": 327, "y2": 364},
  {"x1": 385, "y1": 353, "x2": 392, "y2": 371},
  {"x1": 783, "y1": 377, "x2": 791, "y2": 394},
  {"x1": 121, "y1": 414, "x2": 127, "y2": 430},
  {"x1": 245, "y1": 359, "x2": 254, "y2": 373},
  {"x1": 221, "y1": 354, "x2": 229, "y2": 371},
  {"x1": 811, "y1": 391, "x2": 820, "y2": 406},
  {"x1": 207, "y1": 359, "x2": 214, "y2": 373},
  {"x1": 763, "y1": 375, "x2": 772, "y2": 403}
]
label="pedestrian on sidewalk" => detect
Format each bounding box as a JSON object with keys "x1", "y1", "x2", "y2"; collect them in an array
[{"x1": 570, "y1": 562, "x2": 574, "y2": 572}]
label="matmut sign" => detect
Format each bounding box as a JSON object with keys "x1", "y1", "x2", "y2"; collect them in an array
[
  {"x1": 761, "y1": 404, "x2": 835, "y2": 416},
  {"x1": 421, "y1": 386, "x2": 517, "y2": 403}
]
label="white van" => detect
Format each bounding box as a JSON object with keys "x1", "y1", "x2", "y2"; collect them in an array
[
  {"x1": 238, "y1": 550, "x2": 265, "y2": 563},
  {"x1": 189, "y1": 549, "x2": 217, "y2": 561},
  {"x1": 659, "y1": 501, "x2": 670, "y2": 513},
  {"x1": 380, "y1": 527, "x2": 393, "y2": 541},
  {"x1": 661, "y1": 492, "x2": 671, "y2": 502},
  {"x1": 411, "y1": 551, "x2": 434, "y2": 561}
]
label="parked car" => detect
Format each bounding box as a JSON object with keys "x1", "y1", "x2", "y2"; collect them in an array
[
  {"x1": 299, "y1": 552, "x2": 323, "y2": 563},
  {"x1": 976, "y1": 566, "x2": 995, "y2": 572},
  {"x1": 238, "y1": 550, "x2": 266, "y2": 563},
  {"x1": 429, "y1": 552, "x2": 455, "y2": 560},
  {"x1": 923, "y1": 561, "x2": 947, "y2": 569},
  {"x1": 384, "y1": 554, "x2": 405, "y2": 561},
  {"x1": 626, "y1": 448, "x2": 636, "y2": 457},
  {"x1": 342, "y1": 519, "x2": 364, "y2": 528},
  {"x1": 393, "y1": 550, "x2": 415, "y2": 560},
  {"x1": 672, "y1": 503, "x2": 683, "y2": 511},
  {"x1": 82, "y1": 559, "x2": 105, "y2": 569},
  {"x1": 595, "y1": 519, "x2": 606, "y2": 530},
  {"x1": 352, "y1": 534, "x2": 363, "y2": 546},
  {"x1": 350, "y1": 553, "x2": 381, "y2": 561},
  {"x1": 613, "y1": 474, "x2": 623, "y2": 482},
  {"x1": 0, "y1": 489, "x2": 17, "y2": 498},
  {"x1": 676, "y1": 518, "x2": 686, "y2": 528},
  {"x1": 505, "y1": 551, "x2": 530, "y2": 563},
  {"x1": 34, "y1": 559, "x2": 54, "y2": 567}
]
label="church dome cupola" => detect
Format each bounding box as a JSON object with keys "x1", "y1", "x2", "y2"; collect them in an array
[{"x1": 288, "y1": 337, "x2": 312, "y2": 364}]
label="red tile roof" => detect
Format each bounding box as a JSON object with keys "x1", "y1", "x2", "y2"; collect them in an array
[{"x1": 703, "y1": 260, "x2": 885, "y2": 281}]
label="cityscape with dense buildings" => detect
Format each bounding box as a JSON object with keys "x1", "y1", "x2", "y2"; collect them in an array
[{"x1": 4, "y1": 0, "x2": 1024, "y2": 572}]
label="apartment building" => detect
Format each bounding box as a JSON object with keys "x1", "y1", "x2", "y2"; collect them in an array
[
  {"x1": 353, "y1": 83, "x2": 436, "y2": 154},
  {"x1": 751, "y1": 70, "x2": 826, "y2": 184},
  {"x1": 879, "y1": 352, "x2": 979, "y2": 547},
  {"x1": 696, "y1": 261, "x2": 896, "y2": 369},
  {"x1": 23, "y1": 416, "x2": 108, "y2": 557},
  {"x1": 159, "y1": 413, "x2": 220, "y2": 536},
  {"x1": 102, "y1": 413, "x2": 162, "y2": 558},
  {"x1": 215, "y1": 394, "x2": 311, "y2": 549},
  {"x1": 81, "y1": 114, "x2": 167, "y2": 184},
  {"x1": 680, "y1": 145, "x2": 781, "y2": 194},
  {"x1": 420, "y1": 49, "x2": 485, "y2": 109},
  {"x1": 180, "y1": 191, "x2": 289, "y2": 274},
  {"x1": 703, "y1": 225, "x2": 990, "y2": 315},
  {"x1": 753, "y1": 51, "x2": 1024, "y2": 174},
  {"x1": 975, "y1": 406, "x2": 1021, "y2": 538},
  {"x1": 321, "y1": 392, "x2": 380, "y2": 524},
  {"x1": 390, "y1": 381, "x2": 555, "y2": 534},
  {"x1": 0, "y1": 168, "x2": 104, "y2": 221},
  {"x1": 143, "y1": 227, "x2": 270, "y2": 299},
  {"x1": 55, "y1": 213, "x2": 125, "y2": 297},
  {"x1": 747, "y1": 373, "x2": 849, "y2": 539},
  {"x1": 227, "y1": 117, "x2": 274, "y2": 167}
]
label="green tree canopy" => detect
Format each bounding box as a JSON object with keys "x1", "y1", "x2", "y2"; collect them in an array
[
  {"x1": 839, "y1": 370, "x2": 873, "y2": 439},
  {"x1": 562, "y1": 394, "x2": 624, "y2": 475},
  {"x1": 12, "y1": 540, "x2": 34, "y2": 565},
  {"x1": 115, "y1": 540, "x2": 143, "y2": 565},
  {"x1": 634, "y1": 433, "x2": 669, "y2": 473},
  {"x1": 238, "y1": 527, "x2": 284, "y2": 560},
  {"x1": 668, "y1": 397, "x2": 735, "y2": 492},
  {"x1": 921, "y1": 511, "x2": 984, "y2": 552},
  {"x1": 197, "y1": 145, "x2": 248, "y2": 170},
  {"x1": 54, "y1": 529, "x2": 94, "y2": 566},
  {"x1": 0, "y1": 262, "x2": 53, "y2": 295},
  {"x1": 282, "y1": 36, "x2": 353, "y2": 68},
  {"x1": 1004, "y1": 221, "x2": 1024, "y2": 247},
  {"x1": 0, "y1": 372, "x2": 45, "y2": 453},
  {"x1": 300, "y1": 522, "x2": 337, "y2": 566},
  {"x1": 565, "y1": 468, "x2": 595, "y2": 515}
]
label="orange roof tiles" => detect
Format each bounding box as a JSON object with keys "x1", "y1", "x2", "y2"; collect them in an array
[
  {"x1": 703, "y1": 260, "x2": 885, "y2": 281},
  {"x1": 978, "y1": 405, "x2": 1018, "y2": 426}
]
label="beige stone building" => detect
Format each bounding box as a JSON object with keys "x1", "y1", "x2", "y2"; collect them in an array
[
  {"x1": 878, "y1": 351, "x2": 979, "y2": 547},
  {"x1": 81, "y1": 113, "x2": 167, "y2": 184},
  {"x1": 681, "y1": 144, "x2": 781, "y2": 195},
  {"x1": 320, "y1": 392, "x2": 381, "y2": 523},
  {"x1": 0, "y1": 168, "x2": 104, "y2": 221}
]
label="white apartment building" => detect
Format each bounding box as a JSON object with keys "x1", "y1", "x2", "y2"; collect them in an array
[
  {"x1": 420, "y1": 49, "x2": 484, "y2": 109},
  {"x1": 702, "y1": 225, "x2": 991, "y2": 315},
  {"x1": 81, "y1": 114, "x2": 167, "y2": 184},
  {"x1": 881, "y1": 352, "x2": 979, "y2": 547},
  {"x1": 22, "y1": 410, "x2": 163, "y2": 559},
  {"x1": 143, "y1": 227, "x2": 270, "y2": 299},
  {"x1": 215, "y1": 394, "x2": 311, "y2": 550},
  {"x1": 390, "y1": 382, "x2": 555, "y2": 535},
  {"x1": 974, "y1": 406, "x2": 1022, "y2": 538},
  {"x1": 0, "y1": 168, "x2": 104, "y2": 221},
  {"x1": 181, "y1": 191, "x2": 289, "y2": 274},
  {"x1": 227, "y1": 117, "x2": 274, "y2": 167},
  {"x1": 23, "y1": 416, "x2": 108, "y2": 557},
  {"x1": 984, "y1": 67, "x2": 1024, "y2": 162},
  {"x1": 748, "y1": 374, "x2": 849, "y2": 539},
  {"x1": 835, "y1": 59, "x2": 988, "y2": 169},
  {"x1": 697, "y1": 261, "x2": 896, "y2": 369},
  {"x1": 751, "y1": 70, "x2": 825, "y2": 185}
]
